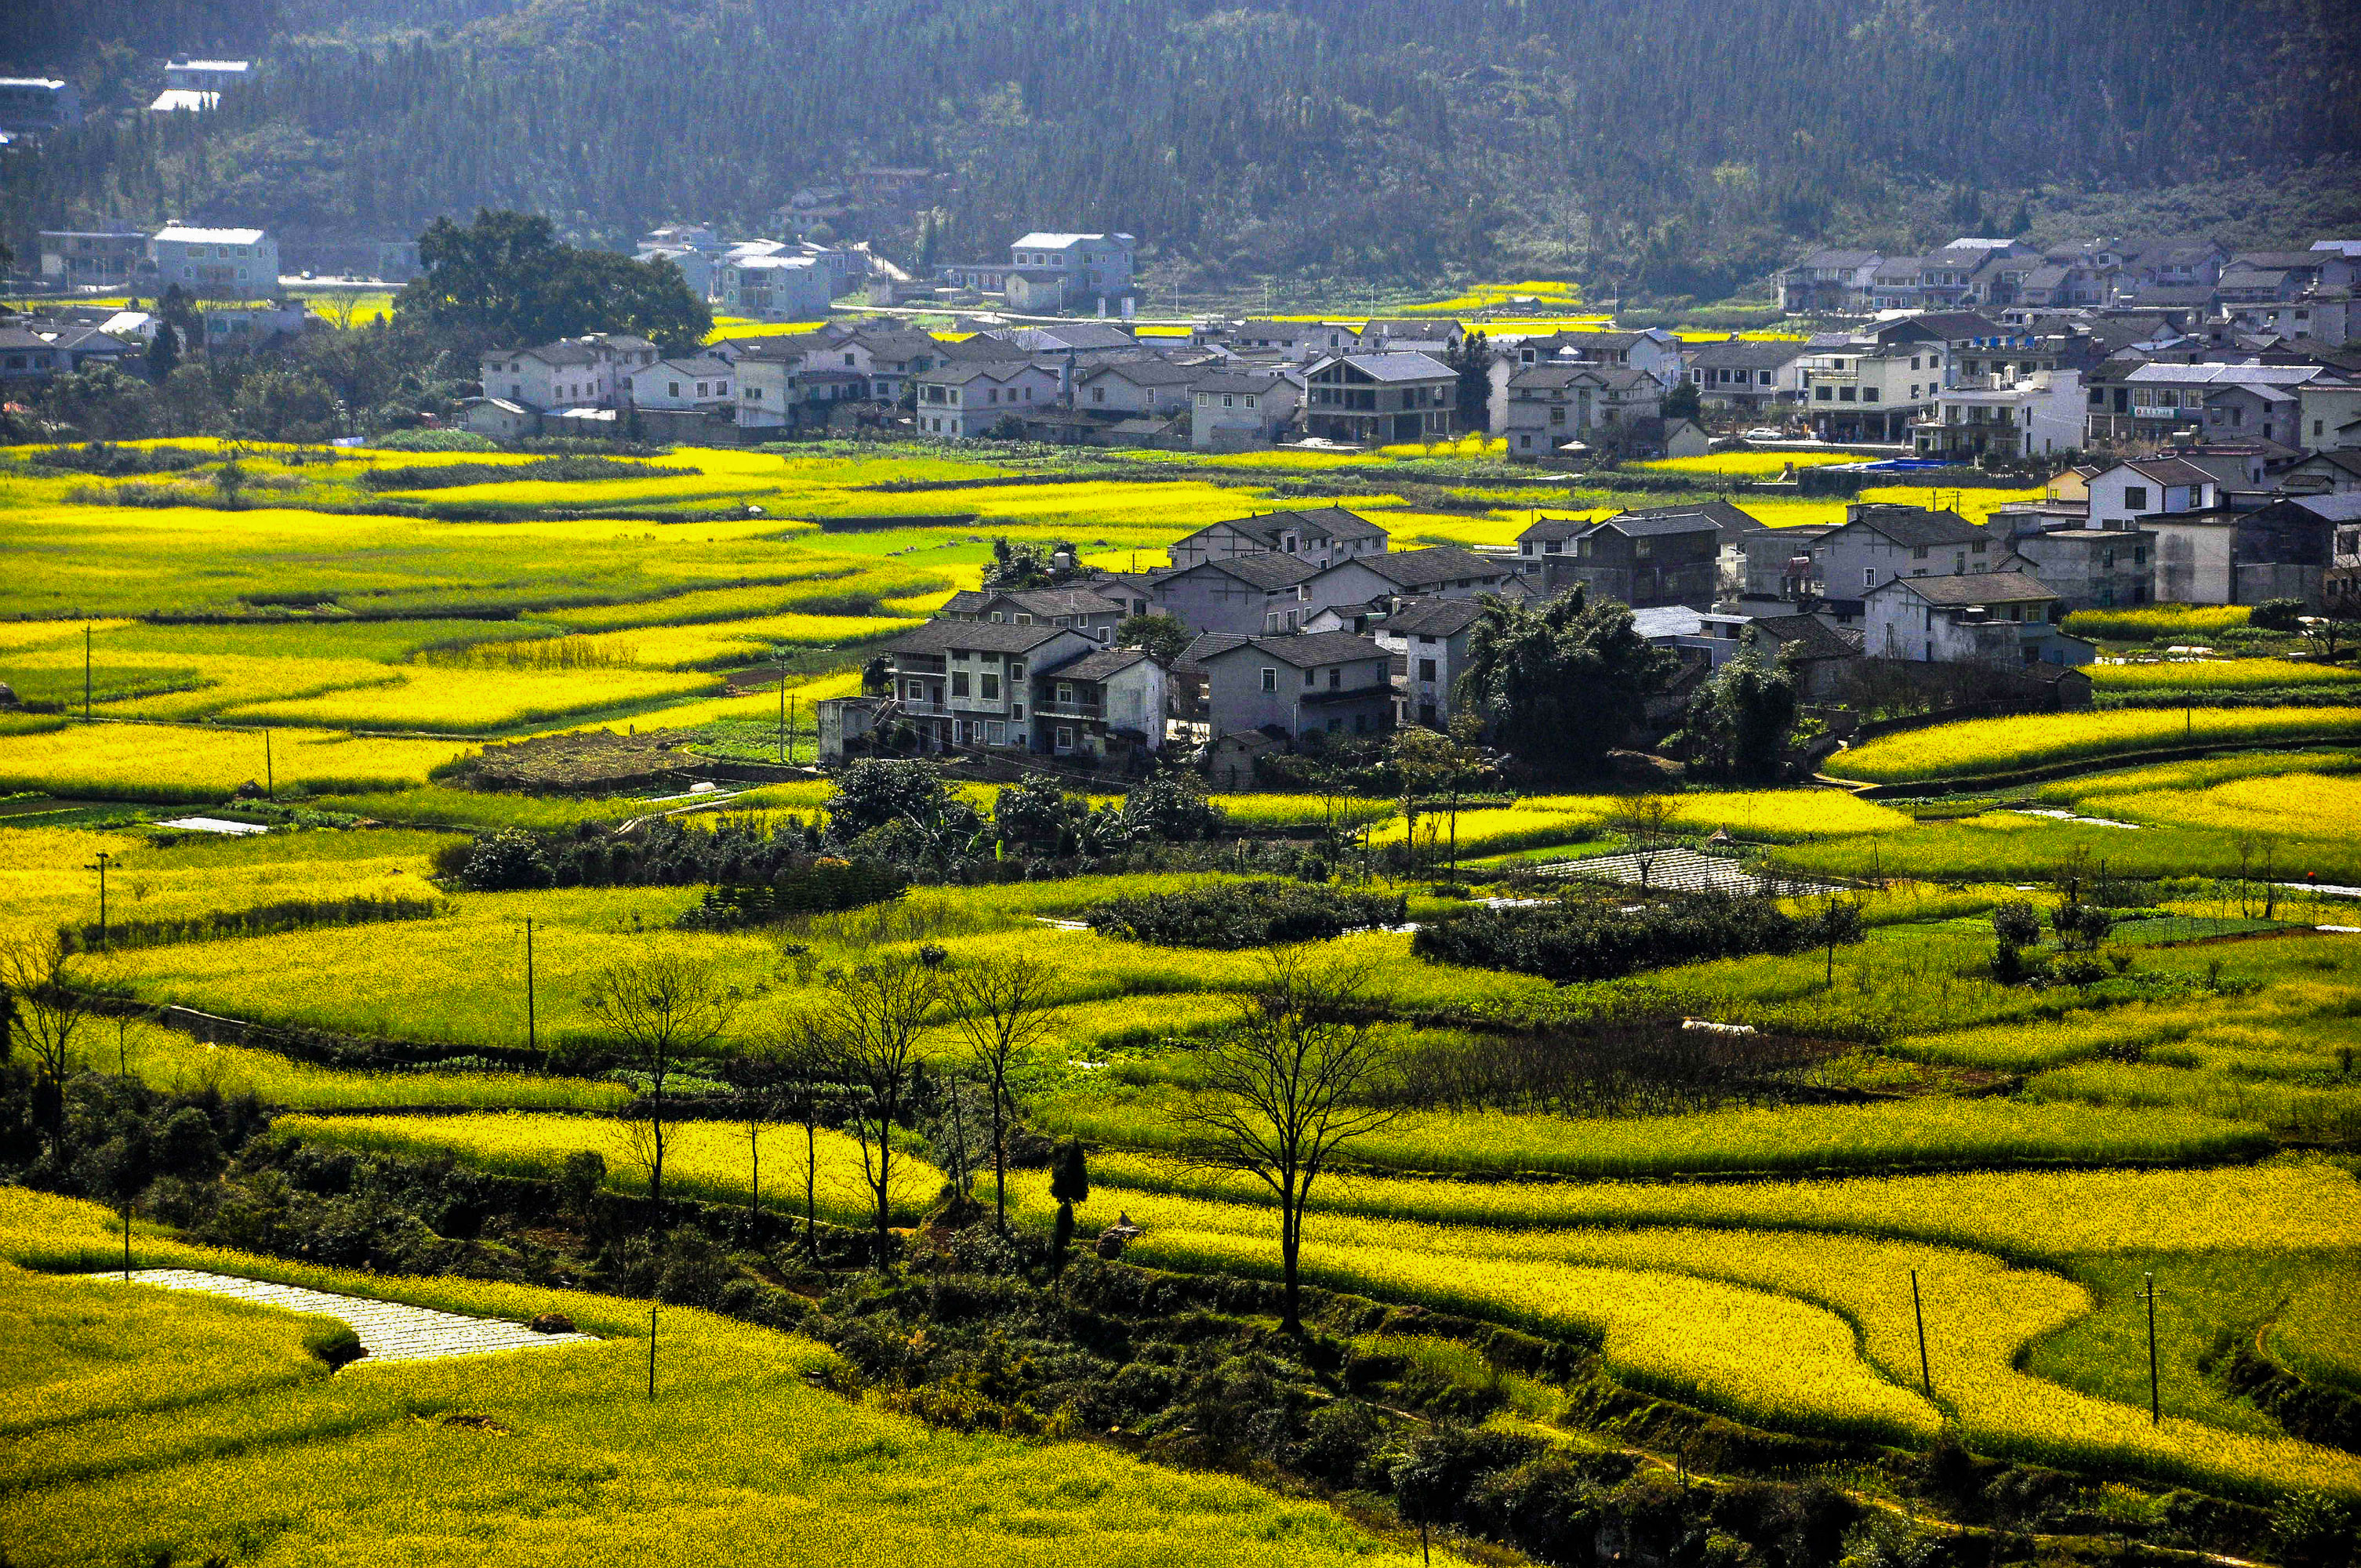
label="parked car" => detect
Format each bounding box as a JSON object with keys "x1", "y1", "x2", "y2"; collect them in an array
[{"x1": 1742, "y1": 426, "x2": 1785, "y2": 441}]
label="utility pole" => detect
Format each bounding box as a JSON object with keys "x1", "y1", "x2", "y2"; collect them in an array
[
  {"x1": 2143, "y1": 1272, "x2": 2161, "y2": 1425},
  {"x1": 85, "y1": 850, "x2": 113, "y2": 947},
  {"x1": 84, "y1": 624, "x2": 93, "y2": 719},
  {"x1": 1911, "y1": 1269, "x2": 1932, "y2": 1395}
]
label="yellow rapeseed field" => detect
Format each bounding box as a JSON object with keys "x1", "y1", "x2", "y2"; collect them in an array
[
  {"x1": 1837, "y1": 707, "x2": 2361, "y2": 783},
  {"x1": 0, "y1": 724, "x2": 473, "y2": 802}
]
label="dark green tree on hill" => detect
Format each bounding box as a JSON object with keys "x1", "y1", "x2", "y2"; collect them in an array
[{"x1": 396, "y1": 209, "x2": 711, "y2": 355}]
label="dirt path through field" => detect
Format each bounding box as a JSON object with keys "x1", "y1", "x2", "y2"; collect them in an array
[{"x1": 76, "y1": 1269, "x2": 598, "y2": 1364}]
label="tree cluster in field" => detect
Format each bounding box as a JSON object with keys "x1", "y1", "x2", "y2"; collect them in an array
[
  {"x1": 1666, "y1": 645, "x2": 1803, "y2": 783},
  {"x1": 1413, "y1": 891, "x2": 1864, "y2": 985},
  {"x1": 1454, "y1": 590, "x2": 1676, "y2": 774},
  {"x1": 57, "y1": 892, "x2": 447, "y2": 954},
  {"x1": 1379, "y1": 1017, "x2": 1844, "y2": 1118},
  {"x1": 1083, "y1": 880, "x2": 1408, "y2": 949},
  {"x1": 451, "y1": 815, "x2": 835, "y2": 891}
]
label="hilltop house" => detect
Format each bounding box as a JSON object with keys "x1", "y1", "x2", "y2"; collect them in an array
[{"x1": 1775, "y1": 249, "x2": 1882, "y2": 314}]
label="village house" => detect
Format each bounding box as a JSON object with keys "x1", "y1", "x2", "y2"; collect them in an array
[
  {"x1": 1226, "y1": 320, "x2": 1360, "y2": 360},
  {"x1": 1368, "y1": 597, "x2": 1488, "y2": 729},
  {"x1": 38, "y1": 230, "x2": 148, "y2": 289},
  {"x1": 2003, "y1": 524, "x2": 2155, "y2": 612},
  {"x1": 1302, "y1": 545, "x2": 1516, "y2": 625},
  {"x1": 1192, "y1": 631, "x2": 1397, "y2": 746},
  {"x1": 0, "y1": 77, "x2": 82, "y2": 134},
  {"x1": 1003, "y1": 232, "x2": 1136, "y2": 308},
  {"x1": 1076, "y1": 358, "x2": 1199, "y2": 418},
  {"x1": 149, "y1": 225, "x2": 278, "y2": 296},
  {"x1": 1549, "y1": 511, "x2": 1724, "y2": 609},
  {"x1": 2231, "y1": 493, "x2": 2361, "y2": 611},
  {"x1": 1035, "y1": 647, "x2": 1171, "y2": 762},
  {"x1": 1302, "y1": 352, "x2": 1459, "y2": 445},
  {"x1": 1913, "y1": 370, "x2": 2084, "y2": 461},
  {"x1": 1166, "y1": 507, "x2": 1389, "y2": 572},
  {"x1": 1680, "y1": 340, "x2": 1809, "y2": 414},
  {"x1": 1781, "y1": 505, "x2": 2001, "y2": 622},
  {"x1": 1190, "y1": 369, "x2": 1302, "y2": 450},
  {"x1": 1497, "y1": 361, "x2": 1662, "y2": 457},
  {"x1": 623, "y1": 354, "x2": 736, "y2": 413},
  {"x1": 476, "y1": 338, "x2": 636, "y2": 413},
  {"x1": 1151, "y1": 555, "x2": 1323, "y2": 637},
  {"x1": 1774, "y1": 249, "x2": 1882, "y2": 314},
  {"x1": 2088, "y1": 363, "x2": 2325, "y2": 448},
  {"x1": 1863, "y1": 571, "x2": 2093, "y2": 667},
  {"x1": 913, "y1": 361, "x2": 1061, "y2": 438},
  {"x1": 936, "y1": 586, "x2": 1131, "y2": 641},
  {"x1": 717, "y1": 252, "x2": 833, "y2": 321},
  {"x1": 2279, "y1": 450, "x2": 2361, "y2": 495},
  {"x1": 868, "y1": 620, "x2": 1096, "y2": 755},
  {"x1": 2299, "y1": 378, "x2": 2361, "y2": 451}
]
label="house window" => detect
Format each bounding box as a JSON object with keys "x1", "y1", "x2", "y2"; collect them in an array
[
  {"x1": 1055, "y1": 683, "x2": 1074, "y2": 706},
  {"x1": 1328, "y1": 668, "x2": 1342, "y2": 689},
  {"x1": 2124, "y1": 486, "x2": 2148, "y2": 510},
  {"x1": 668, "y1": 383, "x2": 681, "y2": 397},
  {"x1": 1303, "y1": 667, "x2": 1316, "y2": 687},
  {"x1": 1261, "y1": 667, "x2": 1277, "y2": 692},
  {"x1": 904, "y1": 681, "x2": 924, "y2": 699},
  {"x1": 1244, "y1": 395, "x2": 1256, "y2": 408},
  {"x1": 952, "y1": 672, "x2": 971, "y2": 697},
  {"x1": 980, "y1": 673, "x2": 1001, "y2": 700},
  {"x1": 1055, "y1": 726, "x2": 1075, "y2": 751},
  {"x1": 1418, "y1": 658, "x2": 1437, "y2": 681},
  {"x1": 1008, "y1": 662, "x2": 1023, "y2": 680},
  {"x1": 988, "y1": 720, "x2": 1006, "y2": 745},
  {"x1": 1863, "y1": 568, "x2": 1876, "y2": 588}
]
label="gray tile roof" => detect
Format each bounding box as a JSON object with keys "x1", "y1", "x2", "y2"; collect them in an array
[
  {"x1": 1875, "y1": 570, "x2": 2057, "y2": 606},
  {"x1": 1340, "y1": 545, "x2": 1512, "y2": 589},
  {"x1": 1052, "y1": 648, "x2": 1159, "y2": 681},
  {"x1": 1309, "y1": 350, "x2": 1455, "y2": 383},
  {"x1": 1195, "y1": 631, "x2": 1391, "y2": 669},
  {"x1": 1380, "y1": 597, "x2": 1489, "y2": 637},
  {"x1": 1748, "y1": 614, "x2": 1858, "y2": 661},
  {"x1": 1589, "y1": 510, "x2": 1724, "y2": 539},
  {"x1": 1171, "y1": 554, "x2": 1322, "y2": 590},
  {"x1": 1840, "y1": 506, "x2": 1984, "y2": 547},
  {"x1": 883, "y1": 620, "x2": 1084, "y2": 655}
]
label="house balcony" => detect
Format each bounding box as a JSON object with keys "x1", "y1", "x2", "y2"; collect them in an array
[
  {"x1": 1036, "y1": 701, "x2": 1103, "y2": 720},
  {"x1": 950, "y1": 695, "x2": 1012, "y2": 715}
]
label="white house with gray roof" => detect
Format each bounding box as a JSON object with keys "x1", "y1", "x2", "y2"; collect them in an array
[
  {"x1": 1191, "y1": 631, "x2": 1397, "y2": 746},
  {"x1": 1864, "y1": 570, "x2": 2092, "y2": 666},
  {"x1": 913, "y1": 360, "x2": 1060, "y2": 437}
]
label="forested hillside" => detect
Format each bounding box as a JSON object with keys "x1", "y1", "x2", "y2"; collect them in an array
[{"x1": 5, "y1": 0, "x2": 2359, "y2": 299}]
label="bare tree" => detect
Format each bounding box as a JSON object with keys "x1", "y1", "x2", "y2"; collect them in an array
[
  {"x1": 946, "y1": 954, "x2": 1057, "y2": 1235},
  {"x1": 584, "y1": 954, "x2": 742, "y2": 1211},
  {"x1": 1172, "y1": 948, "x2": 1398, "y2": 1334},
  {"x1": 1610, "y1": 793, "x2": 1679, "y2": 891},
  {"x1": 0, "y1": 935, "x2": 93, "y2": 1138},
  {"x1": 810, "y1": 956, "x2": 943, "y2": 1254}
]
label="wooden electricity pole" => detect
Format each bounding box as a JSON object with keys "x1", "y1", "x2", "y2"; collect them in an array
[
  {"x1": 523, "y1": 917, "x2": 537, "y2": 1059},
  {"x1": 2143, "y1": 1272, "x2": 2161, "y2": 1425},
  {"x1": 85, "y1": 850, "x2": 113, "y2": 947},
  {"x1": 1911, "y1": 1269, "x2": 1932, "y2": 1395}
]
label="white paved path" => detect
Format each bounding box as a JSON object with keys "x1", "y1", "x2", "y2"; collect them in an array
[{"x1": 78, "y1": 1269, "x2": 598, "y2": 1364}]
